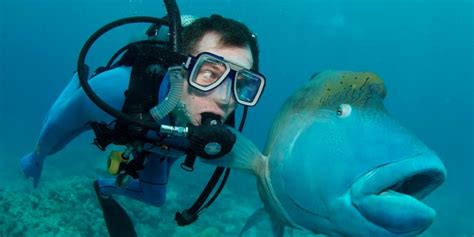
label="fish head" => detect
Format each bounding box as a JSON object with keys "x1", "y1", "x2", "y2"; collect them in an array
[{"x1": 264, "y1": 71, "x2": 446, "y2": 236}]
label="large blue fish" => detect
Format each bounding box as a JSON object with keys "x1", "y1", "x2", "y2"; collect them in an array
[{"x1": 209, "y1": 71, "x2": 446, "y2": 236}]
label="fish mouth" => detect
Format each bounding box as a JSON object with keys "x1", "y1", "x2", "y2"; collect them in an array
[{"x1": 350, "y1": 153, "x2": 446, "y2": 235}]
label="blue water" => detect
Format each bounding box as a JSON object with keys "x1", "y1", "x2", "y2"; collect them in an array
[{"x1": 0, "y1": 0, "x2": 472, "y2": 236}]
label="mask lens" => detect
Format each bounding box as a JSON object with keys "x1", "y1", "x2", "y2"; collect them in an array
[
  {"x1": 192, "y1": 56, "x2": 227, "y2": 88},
  {"x1": 235, "y1": 70, "x2": 263, "y2": 104}
]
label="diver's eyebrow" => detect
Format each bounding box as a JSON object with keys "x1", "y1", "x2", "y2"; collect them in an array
[{"x1": 201, "y1": 63, "x2": 225, "y2": 72}]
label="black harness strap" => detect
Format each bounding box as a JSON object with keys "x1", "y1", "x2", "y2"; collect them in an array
[
  {"x1": 114, "y1": 44, "x2": 166, "y2": 139},
  {"x1": 175, "y1": 111, "x2": 239, "y2": 226},
  {"x1": 175, "y1": 167, "x2": 230, "y2": 226},
  {"x1": 91, "y1": 43, "x2": 170, "y2": 149}
]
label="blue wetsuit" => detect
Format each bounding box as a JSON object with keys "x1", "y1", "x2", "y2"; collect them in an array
[{"x1": 21, "y1": 66, "x2": 187, "y2": 207}]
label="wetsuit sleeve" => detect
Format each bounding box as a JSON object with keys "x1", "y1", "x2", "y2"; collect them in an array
[{"x1": 21, "y1": 66, "x2": 132, "y2": 180}]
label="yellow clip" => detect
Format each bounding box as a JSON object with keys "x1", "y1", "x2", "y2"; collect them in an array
[{"x1": 107, "y1": 151, "x2": 127, "y2": 175}]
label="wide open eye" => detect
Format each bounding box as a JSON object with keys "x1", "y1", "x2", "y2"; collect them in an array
[
  {"x1": 196, "y1": 62, "x2": 226, "y2": 85},
  {"x1": 336, "y1": 104, "x2": 352, "y2": 118},
  {"x1": 199, "y1": 69, "x2": 220, "y2": 83}
]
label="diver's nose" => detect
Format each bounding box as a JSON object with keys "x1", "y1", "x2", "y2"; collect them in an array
[{"x1": 210, "y1": 78, "x2": 233, "y2": 105}]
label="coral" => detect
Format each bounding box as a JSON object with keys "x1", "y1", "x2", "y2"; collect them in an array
[
  {"x1": 0, "y1": 172, "x2": 307, "y2": 237},
  {"x1": 0, "y1": 176, "x2": 107, "y2": 237}
]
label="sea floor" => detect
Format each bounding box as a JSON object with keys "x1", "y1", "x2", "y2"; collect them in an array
[{"x1": 0, "y1": 172, "x2": 316, "y2": 237}]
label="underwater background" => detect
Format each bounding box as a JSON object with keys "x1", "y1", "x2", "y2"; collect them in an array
[{"x1": 0, "y1": 0, "x2": 472, "y2": 236}]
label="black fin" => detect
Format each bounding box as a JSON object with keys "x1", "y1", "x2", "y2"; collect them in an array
[{"x1": 93, "y1": 181, "x2": 137, "y2": 237}]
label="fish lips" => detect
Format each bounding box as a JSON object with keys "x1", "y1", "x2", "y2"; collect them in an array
[{"x1": 350, "y1": 153, "x2": 446, "y2": 235}]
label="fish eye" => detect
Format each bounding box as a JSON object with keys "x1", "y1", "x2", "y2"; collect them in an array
[{"x1": 337, "y1": 104, "x2": 352, "y2": 118}]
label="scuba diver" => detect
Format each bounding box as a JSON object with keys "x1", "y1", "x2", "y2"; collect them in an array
[{"x1": 19, "y1": 1, "x2": 265, "y2": 236}]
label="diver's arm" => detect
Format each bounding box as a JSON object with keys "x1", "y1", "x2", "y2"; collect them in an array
[
  {"x1": 37, "y1": 67, "x2": 131, "y2": 156},
  {"x1": 20, "y1": 67, "x2": 132, "y2": 187}
]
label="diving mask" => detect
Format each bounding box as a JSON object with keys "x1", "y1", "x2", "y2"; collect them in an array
[{"x1": 184, "y1": 52, "x2": 266, "y2": 106}]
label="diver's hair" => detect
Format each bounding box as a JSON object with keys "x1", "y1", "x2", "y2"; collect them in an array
[{"x1": 182, "y1": 14, "x2": 260, "y2": 71}]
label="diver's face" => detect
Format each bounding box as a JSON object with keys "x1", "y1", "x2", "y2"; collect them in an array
[{"x1": 174, "y1": 32, "x2": 253, "y2": 126}]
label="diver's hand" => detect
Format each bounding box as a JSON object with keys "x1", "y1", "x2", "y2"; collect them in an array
[
  {"x1": 188, "y1": 124, "x2": 236, "y2": 160},
  {"x1": 20, "y1": 152, "x2": 43, "y2": 188}
]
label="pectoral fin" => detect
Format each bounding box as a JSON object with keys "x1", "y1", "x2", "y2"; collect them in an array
[
  {"x1": 271, "y1": 219, "x2": 285, "y2": 237},
  {"x1": 239, "y1": 208, "x2": 269, "y2": 237}
]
